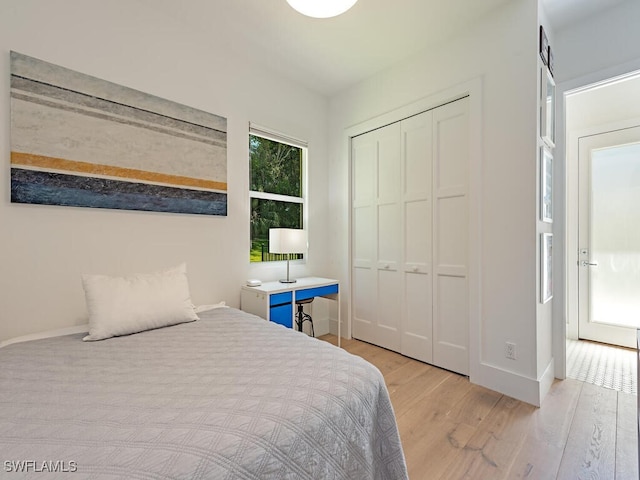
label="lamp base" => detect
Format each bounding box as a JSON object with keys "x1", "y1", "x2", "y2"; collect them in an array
[{"x1": 278, "y1": 258, "x2": 297, "y2": 283}]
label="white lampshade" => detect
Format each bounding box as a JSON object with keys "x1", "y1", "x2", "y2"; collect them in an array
[
  {"x1": 286, "y1": 0, "x2": 358, "y2": 18},
  {"x1": 269, "y1": 228, "x2": 308, "y2": 254}
]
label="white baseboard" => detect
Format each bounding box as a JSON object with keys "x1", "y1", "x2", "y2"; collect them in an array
[
  {"x1": 472, "y1": 361, "x2": 552, "y2": 407},
  {"x1": 538, "y1": 358, "x2": 556, "y2": 406}
]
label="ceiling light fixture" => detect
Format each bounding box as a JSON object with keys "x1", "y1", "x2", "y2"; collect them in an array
[{"x1": 286, "y1": 0, "x2": 358, "y2": 18}]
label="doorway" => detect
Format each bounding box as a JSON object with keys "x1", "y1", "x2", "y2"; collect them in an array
[
  {"x1": 565, "y1": 72, "x2": 640, "y2": 388},
  {"x1": 578, "y1": 127, "x2": 640, "y2": 348}
]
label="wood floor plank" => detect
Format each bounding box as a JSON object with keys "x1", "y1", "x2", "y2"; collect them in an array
[
  {"x1": 402, "y1": 417, "x2": 476, "y2": 480},
  {"x1": 387, "y1": 362, "x2": 452, "y2": 415},
  {"x1": 364, "y1": 347, "x2": 413, "y2": 376},
  {"x1": 443, "y1": 395, "x2": 536, "y2": 479},
  {"x1": 506, "y1": 378, "x2": 583, "y2": 479},
  {"x1": 445, "y1": 384, "x2": 503, "y2": 429},
  {"x1": 384, "y1": 357, "x2": 434, "y2": 390},
  {"x1": 399, "y1": 373, "x2": 475, "y2": 423},
  {"x1": 616, "y1": 391, "x2": 639, "y2": 479},
  {"x1": 394, "y1": 376, "x2": 500, "y2": 478},
  {"x1": 399, "y1": 383, "x2": 503, "y2": 479},
  {"x1": 556, "y1": 382, "x2": 618, "y2": 480},
  {"x1": 340, "y1": 338, "x2": 412, "y2": 376}
]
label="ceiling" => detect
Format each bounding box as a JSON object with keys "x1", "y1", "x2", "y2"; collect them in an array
[
  {"x1": 143, "y1": 0, "x2": 629, "y2": 97},
  {"x1": 541, "y1": 0, "x2": 629, "y2": 30}
]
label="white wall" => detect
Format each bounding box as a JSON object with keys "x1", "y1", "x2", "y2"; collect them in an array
[
  {"x1": 552, "y1": 0, "x2": 640, "y2": 376},
  {"x1": 328, "y1": 0, "x2": 546, "y2": 404},
  {"x1": 0, "y1": 0, "x2": 330, "y2": 342},
  {"x1": 535, "y1": 4, "x2": 555, "y2": 401}
]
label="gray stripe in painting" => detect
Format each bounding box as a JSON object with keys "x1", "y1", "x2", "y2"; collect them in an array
[
  {"x1": 12, "y1": 90, "x2": 226, "y2": 149},
  {"x1": 11, "y1": 77, "x2": 226, "y2": 147},
  {"x1": 10, "y1": 51, "x2": 227, "y2": 133}
]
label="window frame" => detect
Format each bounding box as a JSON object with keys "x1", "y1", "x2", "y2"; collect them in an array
[{"x1": 249, "y1": 123, "x2": 308, "y2": 263}]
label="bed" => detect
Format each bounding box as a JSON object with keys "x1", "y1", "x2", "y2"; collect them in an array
[{"x1": 0, "y1": 307, "x2": 408, "y2": 479}]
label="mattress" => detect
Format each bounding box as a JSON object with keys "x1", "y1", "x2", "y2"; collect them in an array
[{"x1": 0, "y1": 307, "x2": 407, "y2": 479}]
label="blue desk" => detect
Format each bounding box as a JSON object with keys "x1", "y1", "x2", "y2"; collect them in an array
[{"x1": 240, "y1": 277, "x2": 341, "y2": 346}]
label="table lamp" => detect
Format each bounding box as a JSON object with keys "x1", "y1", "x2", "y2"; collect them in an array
[{"x1": 269, "y1": 228, "x2": 307, "y2": 283}]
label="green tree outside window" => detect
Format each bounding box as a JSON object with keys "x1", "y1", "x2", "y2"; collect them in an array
[{"x1": 249, "y1": 134, "x2": 305, "y2": 262}]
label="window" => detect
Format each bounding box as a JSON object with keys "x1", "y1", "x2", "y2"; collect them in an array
[{"x1": 249, "y1": 125, "x2": 307, "y2": 263}]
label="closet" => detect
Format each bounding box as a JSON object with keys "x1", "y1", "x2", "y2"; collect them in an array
[{"x1": 351, "y1": 98, "x2": 469, "y2": 375}]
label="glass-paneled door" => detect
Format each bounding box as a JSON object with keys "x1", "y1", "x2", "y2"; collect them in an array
[{"x1": 578, "y1": 127, "x2": 640, "y2": 348}]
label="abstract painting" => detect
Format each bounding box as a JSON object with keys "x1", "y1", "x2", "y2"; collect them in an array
[{"x1": 10, "y1": 51, "x2": 227, "y2": 216}]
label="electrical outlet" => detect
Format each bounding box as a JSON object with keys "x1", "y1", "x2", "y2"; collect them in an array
[{"x1": 505, "y1": 342, "x2": 517, "y2": 360}]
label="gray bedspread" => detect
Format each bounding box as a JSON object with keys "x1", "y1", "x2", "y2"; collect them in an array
[{"x1": 0, "y1": 308, "x2": 407, "y2": 479}]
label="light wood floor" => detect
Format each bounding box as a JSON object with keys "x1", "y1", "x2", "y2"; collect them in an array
[{"x1": 320, "y1": 335, "x2": 638, "y2": 480}]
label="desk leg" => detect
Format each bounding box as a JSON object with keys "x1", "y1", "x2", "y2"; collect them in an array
[{"x1": 337, "y1": 291, "x2": 341, "y2": 348}]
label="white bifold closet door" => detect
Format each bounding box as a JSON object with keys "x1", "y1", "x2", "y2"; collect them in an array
[
  {"x1": 352, "y1": 121, "x2": 403, "y2": 352},
  {"x1": 351, "y1": 98, "x2": 469, "y2": 375}
]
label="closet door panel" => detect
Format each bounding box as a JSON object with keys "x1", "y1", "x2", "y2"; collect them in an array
[
  {"x1": 377, "y1": 269, "x2": 402, "y2": 349},
  {"x1": 377, "y1": 123, "x2": 402, "y2": 203},
  {"x1": 405, "y1": 199, "x2": 430, "y2": 269},
  {"x1": 436, "y1": 195, "x2": 468, "y2": 267},
  {"x1": 351, "y1": 133, "x2": 378, "y2": 344},
  {"x1": 376, "y1": 123, "x2": 402, "y2": 347},
  {"x1": 378, "y1": 203, "x2": 401, "y2": 270},
  {"x1": 403, "y1": 271, "x2": 433, "y2": 362},
  {"x1": 352, "y1": 133, "x2": 376, "y2": 269},
  {"x1": 403, "y1": 111, "x2": 432, "y2": 200},
  {"x1": 400, "y1": 111, "x2": 433, "y2": 361},
  {"x1": 351, "y1": 123, "x2": 401, "y2": 350},
  {"x1": 403, "y1": 111, "x2": 433, "y2": 269},
  {"x1": 433, "y1": 275, "x2": 468, "y2": 374},
  {"x1": 353, "y1": 206, "x2": 374, "y2": 267},
  {"x1": 352, "y1": 142, "x2": 375, "y2": 206},
  {"x1": 403, "y1": 198, "x2": 432, "y2": 361},
  {"x1": 352, "y1": 268, "x2": 376, "y2": 334},
  {"x1": 435, "y1": 110, "x2": 468, "y2": 190},
  {"x1": 433, "y1": 98, "x2": 469, "y2": 375}
]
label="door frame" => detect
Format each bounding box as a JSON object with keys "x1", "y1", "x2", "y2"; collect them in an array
[{"x1": 343, "y1": 77, "x2": 482, "y2": 382}]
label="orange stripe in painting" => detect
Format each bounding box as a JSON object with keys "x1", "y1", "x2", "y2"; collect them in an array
[{"x1": 11, "y1": 152, "x2": 227, "y2": 192}]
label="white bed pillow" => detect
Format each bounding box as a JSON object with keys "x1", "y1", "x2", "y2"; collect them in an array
[{"x1": 82, "y1": 263, "x2": 199, "y2": 341}]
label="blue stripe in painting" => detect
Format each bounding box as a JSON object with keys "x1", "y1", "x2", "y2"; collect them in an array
[{"x1": 11, "y1": 168, "x2": 227, "y2": 216}]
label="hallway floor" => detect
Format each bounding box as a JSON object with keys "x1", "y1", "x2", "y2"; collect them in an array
[{"x1": 566, "y1": 338, "x2": 637, "y2": 395}]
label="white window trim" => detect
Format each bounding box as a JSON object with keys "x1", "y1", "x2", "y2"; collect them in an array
[
  {"x1": 250, "y1": 122, "x2": 308, "y2": 149},
  {"x1": 250, "y1": 191, "x2": 304, "y2": 204}
]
